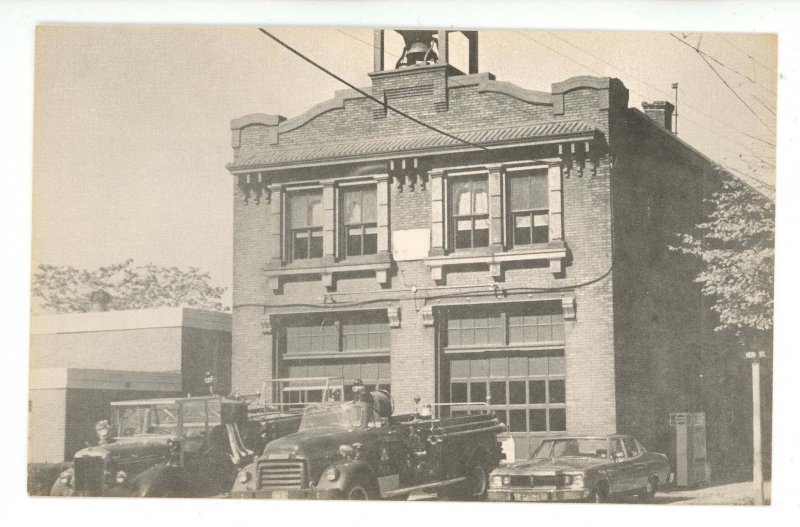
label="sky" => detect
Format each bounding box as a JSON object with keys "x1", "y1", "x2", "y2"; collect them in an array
[{"x1": 31, "y1": 26, "x2": 777, "y2": 307}]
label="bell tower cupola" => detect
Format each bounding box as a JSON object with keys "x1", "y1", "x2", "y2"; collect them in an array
[{"x1": 372, "y1": 29, "x2": 479, "y2": 74}]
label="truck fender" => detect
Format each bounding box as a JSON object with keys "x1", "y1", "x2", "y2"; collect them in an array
[
  {"x1": 130, "y1": 465, "x2": 185, "y2": 497},
  {"x1": 315, "y1": 460, "x2": 378, "y2": 496},
  {"x1": 49, "y1": 468, "x2": 75, "y2": 496}
]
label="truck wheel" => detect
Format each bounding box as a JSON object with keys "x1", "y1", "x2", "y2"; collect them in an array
[
  {"x1": 466, "y1": 463, "x2": 490, "y2": 500},
  {"x1": 343, "y1": 477, "x2": 377, "y2": 500}
]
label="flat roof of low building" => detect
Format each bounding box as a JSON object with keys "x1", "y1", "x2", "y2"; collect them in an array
[{"x1": 30, "y1": 307, "x2": 231, "y2": 335}]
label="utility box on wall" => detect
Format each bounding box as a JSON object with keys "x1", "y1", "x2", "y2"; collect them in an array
[{"x1": 669, "y1": 412, "x2": 711, "y2": 487}]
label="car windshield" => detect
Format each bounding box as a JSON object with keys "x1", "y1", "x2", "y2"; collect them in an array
[
  {"x1": 532, "y1": 438, "x2": 609, "y2": 459},
  {"x1": 116, "y1": 404, "x2": 178, "y2": 436},
  {"x1": 299, "y1": 403, "x2": 363, "y2": 430}
]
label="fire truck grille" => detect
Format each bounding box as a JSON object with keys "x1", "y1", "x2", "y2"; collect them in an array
[
  {"x1": 74, "y1": 457, "x2": 104, "y2": 495},
  {"x1": 257, "y1": 460, "x2": 307, "y2": 489}
]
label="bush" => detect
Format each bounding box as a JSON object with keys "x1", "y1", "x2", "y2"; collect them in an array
[{"x1": 28, "y1": 462, "x2": 72, "y2": 496}]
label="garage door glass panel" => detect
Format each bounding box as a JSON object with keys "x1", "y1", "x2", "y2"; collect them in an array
[
  {"x1": 530, "y1": 409, "x2": 547, "y2": 432},
  {"x1": 509, "y1": 381, "x2": 526, "y2": 404},
  {"x1": 490, "y1": 381, "x2": 506, "y2": 404},
  {"x1": 549, "y1": 408, "x2": 566, "y2": 431},
  {"x1": 509, "y1": 410, "x2": 527, "y2": 432},
  {"x1": 549, "y1": 379, "x2": 566, "y2": 403},
  {"x1": 529, "y1": 380, "x2": 547, "y2": 404}
]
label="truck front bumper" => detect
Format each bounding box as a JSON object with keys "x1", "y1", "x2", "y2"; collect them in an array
[
  {"x1": 230, "y1": 488, "x2": 343, "y2": 500},
  {"x1": 488, "y1": 488, "x2": 590, "y2": 502}
]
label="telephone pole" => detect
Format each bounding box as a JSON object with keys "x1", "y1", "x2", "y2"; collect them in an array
[{"x1": 745, "y1": 350, "x2": 766, "y2": 505}]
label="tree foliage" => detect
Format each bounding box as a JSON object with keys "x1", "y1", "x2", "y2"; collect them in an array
[
  {"x1": 32, "y1": 259, "x2": 228, "y2": 313},
  {"x1": 674, "y1": 172, "x2": 774, "y2": 333}
]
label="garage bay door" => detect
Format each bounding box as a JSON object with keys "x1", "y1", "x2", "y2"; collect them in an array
[{"x1": 447, "y1": 352, "x2": 566, "y2": 459}]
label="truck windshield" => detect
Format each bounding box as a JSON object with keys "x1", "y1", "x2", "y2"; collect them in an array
[
  {"x1": 116, "y1": 405, "x2": 178, "y2": 436},
  {"x1": 299, "y1": 404, "x2": 363, "y2": 430},
  {"x1": 532, "y1": 438, "x2": 608, "y2": 459}
]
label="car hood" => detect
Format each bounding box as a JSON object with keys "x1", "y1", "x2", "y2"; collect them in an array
[
  {"x1": 74, "y1": 436, "x2": 173, "y2": 460},
  {"x1": 499, "y1": 457, "x2": 610, "y2": 474}
]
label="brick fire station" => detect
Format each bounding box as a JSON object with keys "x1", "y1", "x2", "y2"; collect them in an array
[{"x1": 226, "y1": 30, "x2": 755, "y2": 464}]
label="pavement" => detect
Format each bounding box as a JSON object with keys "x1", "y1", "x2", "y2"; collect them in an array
[{"x1": 408, "y1": 480, "x2": 772, "y2": 505}]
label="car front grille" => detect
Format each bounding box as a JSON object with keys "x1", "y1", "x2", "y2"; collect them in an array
[
  {"x1": 507, "y1": 475, "x2": 561, "y2": 488},
  {"x1": 74, "y1": 457, "x2": 105, "y2": 496},
  {"x1": 257, "y1": 460, "x2": 307, "y2": 489}
]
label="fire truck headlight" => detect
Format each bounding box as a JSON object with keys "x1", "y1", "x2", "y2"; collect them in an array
[
  {"x1": 115, "y1": 471, "x2": 127, "y2": 484},
  {"x1": 238, "y1": 470, "x2": 251, "y2": 484},
  {"x1": 324, "y1": 467, "x2": 340, "y2": 482},
  {"x1": 58, "y1": 471, "x2": 72, "y2": 486}
]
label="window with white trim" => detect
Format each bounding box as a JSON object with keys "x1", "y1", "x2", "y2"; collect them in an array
[
  {"x1": 340, "y1": 185, "x2": 378, "y2": 257},
  {"x1": 450, "y1": 176, "x2": 489, "y2": 250},
  {"x1": 509, "y1": 168, "x2": 549, "y2": 246},
  {"x1": 287, "y1": 190, "x2": 323, "y2": 261}
]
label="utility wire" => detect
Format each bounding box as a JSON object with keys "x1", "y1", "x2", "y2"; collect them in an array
[
  {"x1": 516, "y1": 31, "x2": 775, "y2": 172},
  {"x1": 670, "y1": 34, "x2": 776, "y2": 133},
  {"x1": 719, "y1": 35, "x2": 776, "y2": 74},
  {"x1": 256, "y1": 28, "x2": 489, "y2": 152},
  {"x1": 334, "y1": 28, "x2": 401, "y2": 59},
  {"x1": 545, "y1": 32, "x2": 775, "y2": 151}
]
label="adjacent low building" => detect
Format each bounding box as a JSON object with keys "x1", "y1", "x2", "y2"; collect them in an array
[{"x1": 29, "y1": 306, "x2": 231, "y2": 463}]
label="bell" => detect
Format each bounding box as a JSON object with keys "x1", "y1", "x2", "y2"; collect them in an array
[{"x1": 396, "y1": 30, "x2": 438, "y2": 67}]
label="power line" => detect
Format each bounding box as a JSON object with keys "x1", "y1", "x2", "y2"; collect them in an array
[
  {"x1": 719, "y1": 35, "x2": 776, "y2": 74},
  {"x1": 517, "y1": 32, "x2": 775, "y2": 167},
  {"x1": 256, "y1": 28, "x2": 489, "y2": 152},
  {"x1": 670, "y1": 34, "x2": 776, "y2": 134},
  {"x1": 333, "y1": 28, "x2": 401, "y2": 59}
]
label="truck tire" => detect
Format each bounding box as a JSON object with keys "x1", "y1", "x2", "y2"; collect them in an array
[
  {"x1": 343, "y1": 476, "x2": 378, "y2": 500},
  {"x1": 438, "y1": 453, "x2": 490, "y2": 501}
]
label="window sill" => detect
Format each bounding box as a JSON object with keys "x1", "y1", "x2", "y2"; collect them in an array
[
  {"x1": 443, "y1": 342, "x2": 566, "y2": 354},
  {"x1": 265, "y1": 252, "x2": 392, "y2": 293},
  {"x1": 425, "y1": 240, "x2": 567, "y2": 283},
  {"x1": 281, "y1": 350, "x2": 391, "y2": 361}
]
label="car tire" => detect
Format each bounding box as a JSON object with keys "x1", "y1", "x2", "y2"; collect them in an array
[
  {"x1": 587, "y1": 482, "x2": 609, "y2": 503},
  {"x1": 638, "y1": 476, "x2": 658, "y2": 501}
]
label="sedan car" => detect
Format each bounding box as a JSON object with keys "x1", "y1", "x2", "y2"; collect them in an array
[{"x1": 488, "y1": 435, "x2": 671, "y2": 503}]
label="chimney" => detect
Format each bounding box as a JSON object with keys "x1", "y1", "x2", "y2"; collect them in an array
[
  {"x1": 642, "y1": 101, "x2": 675, "y2": 132},
  {"x1": 89, "y1": 290, "x2": 111, "y2": 312}
]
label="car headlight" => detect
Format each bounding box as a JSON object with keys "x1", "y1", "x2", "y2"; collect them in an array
[
  {"x1": 572, "y1": 474, "x2": 584, "y2": 487},
  {"x1": 502, "y1": 475, "x2": 511, "y2": 486},
  {"x1": 115, "y1": 471, "x2": 127, "y2": 484},
  {"x1": 562, "y1": 475, "x2": 573, "y2": 486},
  {"x1": 490, "y1": 475, "x2": 503, "y2": 487},
  {"x1": 324, "y1": 467, "x2": 340, "y2": 482},
  {"x1": 238, "y1": 470, "x2": 252, "y2": 484}
]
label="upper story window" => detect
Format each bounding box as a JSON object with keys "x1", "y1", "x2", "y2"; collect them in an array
[
  {"x1": 287, "y1": 190, "x2": 323, "y2": 261},
  {"x1": 340, "y1": 185, "x2": 377, "y2": 257},
  {"x1": 445, "y1": 302, "x2": 564, "y2": 349},
  {"x1": 451, "y1": 176, "x2": 489, "y2": 250},
  {"x1": 509, "y1": 169, "x2": 549, "y2": 246}
]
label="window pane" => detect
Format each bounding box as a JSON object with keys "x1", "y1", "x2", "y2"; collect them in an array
[
  {"x1": 473, "y1": 221, "x2": 489, "y2": 247},
  {"x1": 509, "y1": 410, "x2": 527, "y2": 432},
  {"x1": 347, "y1": 228, "x2": 363, "y2": 256},
  {"x1": 363, "y1": 226, "x2": 377, "y2": 255},
  {"x1": 529, "y1": 409, "x2": 547, "y2": 431},
  {"x1": 470, "y1": 382, "x2": 487, "y2": 403},
  {"x1": 309, "y1": 229, "x2": 323, "y2": 258},
  {"x1": 510, "y1": 174, "x2": 532, "y2": 212},
  {"x1": 509, "y1": 381, "x2": 526, "y2": 404},
  {"x1": 451, "y1": 382, "x2": 468, "y2": 403},
  {"x1": 309, "y1": 196, "x2": 323, "y2": 227},
  {"x1": 453, "y1": 181, "x2": 472, "y2": 215},
  {"x1": 343, "y1": 189, "x2": 362, "y2": 225},
  {"x1": 549, "y1": 380, "x2": 566, "y2": 403},
  {"x1": 550, "y1": 408, "x2": 566, "y2": 431},
  {"x1": 455, "y1": 228, "x2": 472, "y2": 249},
  {"x1": 362, "y1": 189, "x2": 377, "y2": 223},
  {"x1": 489, "y1": 381, "x2": 506, "y2": 405},
  {"x1": 533, "y1": 213, "x2": 549, "y2": 227},
  {"x1": 473, "y1": 185, "x2": 488, "y2": 214},
  {"x1": 532, "y1": 225, "x2": 548, "y2": 244},
  {"x1": 289, "y1": 192, "x2": 308, "y2": 228},
  {"x1": 549, "y1": 355, "x2": 566, "y2": 375},
  {"x1": 515, "y1": 214, "x2": 532, "y2": 228},
  {"x1": 293, "y1": 231, "x2": 309, "y2": 260},
  {"x1": 529, "y1": 173, "x2": 549, "y2": 210},
  {"x1": 529, "y1": 380, "x2": 547, "y2": 404}
]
